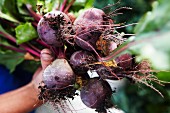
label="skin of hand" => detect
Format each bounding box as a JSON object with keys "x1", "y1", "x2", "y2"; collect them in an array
[
  {"x1": 0, "y1": 49, "x2": 54, "y2": 113},
  {"x1": 32, "y1": 48, "x2": 54, "y2": 92}
]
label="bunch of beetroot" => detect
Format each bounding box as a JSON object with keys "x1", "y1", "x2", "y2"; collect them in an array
[{"x1": 37, "y1": 8, "x2": 137, "y2": 112}]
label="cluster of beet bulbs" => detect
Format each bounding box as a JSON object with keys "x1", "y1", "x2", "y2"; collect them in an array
[{"x1": 37, "y1": 8, "x2": 142, "y2": 113}]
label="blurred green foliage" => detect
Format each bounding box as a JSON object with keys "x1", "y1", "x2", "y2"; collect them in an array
[
  {"x1": 0, "y1": 52, "x2": 24, "y2": 72},
  {"x1": 94, "y1": 0, "x2": 152, "y2": 33},
  {"x1": 96, "y1": 0, "x2": 170, "y2": 113},
  {"x1": 0, "y1": 0, "x2": 170, "y2": 113},
  {"x1": 92, "y1": 0, "x2": 170, "y2": 113}
]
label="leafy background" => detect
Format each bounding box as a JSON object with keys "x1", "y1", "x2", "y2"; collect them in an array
[{"x1": 0, "y1": 0, "x2": 170, "y2": 113}]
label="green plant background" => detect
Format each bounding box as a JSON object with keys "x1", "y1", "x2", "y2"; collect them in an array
[{"x1": 0, "y1": 0, "x2": 170, "y2": 113}]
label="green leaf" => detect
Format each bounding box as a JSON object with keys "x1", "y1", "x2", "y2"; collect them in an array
[
  {"x1": 37, "y1": 0, "x2": 45, "y2": 14},
  {"x1": 0, "y1": 0, "x2": 5, "y2": 10},
  {"x1": 0, "y1": 24, "x2": 6, "y2": 33},
  {"x1": 17, "y1": 0, "x2": 37, "y2": 15},
  {"x1": 0, "y1": 0, "x2": 22, "y2": 23},
  {"x1": 0, "y1": 52, "x2": 24, "y2": 73},
  {"x1": 0, "y1": 11, "x2": 20, "y2": 23},
  {"x1": 85, "y1": 0, "x2": 94, "y2": 9},
  {"x1": 0, "y1": 0, "x2": 19, "y2": 23},
  {"x1": 157, "y1": 71, "x2": 170, "y2": 82},
  {"x1": 129, "y1": 0, "x2": 170, "y2": 71},
  {"x1": 129, "y1": 30, "x2": 170, "y2": 71},
  {"x1": 108, "y1": 0, "x2": 170, "y2": 71},
  {"x1": 15, "y1": 22, "x2": 38, "y2": 44},
  {"x1": 20, "y1": 60, "x2": 40, "y2": 73},
  {"x1": 44, "y1": 0, "x2": 59, "y2": 12},
  {"x1": 17, "y1": 0, "x2": 29, "y2": 15},
  {"x1": 3, "y1": 0, "x2": 20, "y2": 19},
  {"x1": 94, "y1": 0, "x2": 114, "y2": 9},
  {"x1": 0, "y1": 37, "x2": 13, "y2": 51},
  {"x1": 134, "y1": 0, "x2": 170, "y2": 34}
]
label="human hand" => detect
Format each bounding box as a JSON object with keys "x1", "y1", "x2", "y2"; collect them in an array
[
  {"x1": 31, "y1": 48, "x2": 54, "y2": 93},
  {"x1": 0, "y1": 49, "x2": 54, "y2": 113}
]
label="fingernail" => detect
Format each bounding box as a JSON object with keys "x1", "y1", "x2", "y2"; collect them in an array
[
  {"x1": 41, "y1": 49, "x2": 54, "y2": 61},
  {"x1": 41, "y1": 48, "x2": 52, "y2": 55},
  {"x1": 41, "y1": 53, "x2": 53, "y2": 61}
]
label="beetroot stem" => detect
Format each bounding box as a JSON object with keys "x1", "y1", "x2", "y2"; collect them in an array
[
  {"x1": 64, "y1": 0, "x2": 76, "y2": 13},
  {"x1": 32, "y1": 22, "x2": 38, "y2": 27},
  {"x1": 57, "y1": 47, "x2": 65, "y2": 59},
  {"x1": 51, "y1": 46, "x2": 58, "y2": 58},
  {"x1": 0, "y1": 31, "x2": 16, "y2": 43},
  {"x1": 21, "y1": 44, "x2": 40, "y2": 58},
  {"x1": 0, "y1": 31, "x2": 40, "y2": 58},
  {"x1": 27, "y1": 42, "x2": 41, "y2": 53},
  {"x1": 0, "y1": 18, "x2": 17, "y2": 28},
  {"x1": 101, "y1": 33, "x2": 157, "y2": 61},
  {"x1": 101, "y1": 43, "x2": 131, "y2": 61},
  {"x1": 26, "y1": 4, "x2": 41, "y2": 22},
  {"x1": 0, "y1": 43, "x2": 26, "y2": 53},
  {"x1": 60, "y1": 0, "x2": 68, "y2": 12},
  {"x1": 36, "y1": 39, "x2": 50, "y2": 48}
]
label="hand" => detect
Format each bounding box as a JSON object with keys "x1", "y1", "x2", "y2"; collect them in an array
[
  {"x1": 31, "y1": 48, "x2": 54, "y2": 93},
  {"x1": 0, "y1": 49, "x2": 54, "y2": 113}
]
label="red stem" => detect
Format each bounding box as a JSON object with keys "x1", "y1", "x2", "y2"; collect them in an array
[
  {"x1": 32, "y1": 22, "x2": 38, "y2": 27},
  {"x1": 101, "y1": 43, "x2": 131, "y2": 61},
  {"x1": 26, "y1": 4, "x2": 41, "y2": 22},
  {"x1": 51, "y1": 47, "x2": 65, "y2": 59},
  {"x1": 101, "y1": 34, "x2": 156, "y2": 61},
  {"x1": 21, "y1": 44, "x2": 40, "y2": 58},
  {"x1": 0, "y1": 31, "x2": 16, "y2": 43},
  {"x1": 0, "y1": 31, "x2": 40, "y2": 58},
  {"x1": 0, "y1": 18, "x2": 17, "y2": 28},
  {"x1": 27, "y1": 42, "x2": 41, "y2": 53},
  {"x1": 36, "y1": 39, "x2": 50, "y2": 48},
  {"x1": 50, "y1": 46, "x2": 58, "y2": 58},
  {"x1": 64, "y1": 0, "x2": 76, "y2": 13},
  {"x1": 0, "y1": 43, "x2": 26, "y2": 53},
  {"x1": 60, "y1": 0, "x2": 68, "y2": 12}
]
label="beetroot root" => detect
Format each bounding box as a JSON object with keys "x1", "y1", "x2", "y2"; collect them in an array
[{"x1": 43, "y1": 58, "x2": 75, "y2": 89}]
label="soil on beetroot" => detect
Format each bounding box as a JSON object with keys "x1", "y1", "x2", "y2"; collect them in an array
[
  {"x1": 38, "y1": 84, "x2": 78, "y2": 103},
  {"x1": 36, "y1": 5, "x2": 160, "y2": 113}
]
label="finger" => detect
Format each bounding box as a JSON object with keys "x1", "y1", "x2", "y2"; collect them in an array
[
  {"x1": 40, "y1": 48, "x2": 54, "y2": 70},
  {"x1": 32, "y1": 67, "x2": 42, "y2": 79}
]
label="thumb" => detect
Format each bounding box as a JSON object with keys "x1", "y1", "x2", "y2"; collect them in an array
[{"x1": 40, "y1": 48, "x2": 54, "y2": 70}]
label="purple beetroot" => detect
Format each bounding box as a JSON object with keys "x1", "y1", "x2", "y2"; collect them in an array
[
  {"x1": 37, "y1": 11, "x2": 71, "y2": 47},
  {"x1": 80, "y1": 78, "x2": 113, "y2": 112},
  {"x1": 70, "y1": 50, "x2": 96, "y2": 74},
  {"x1": 43, "y1": 58, "x2": 75, "y2": 89},
  {"x1": 74, "y1": 8, "x2": 113, "y2": 51}
]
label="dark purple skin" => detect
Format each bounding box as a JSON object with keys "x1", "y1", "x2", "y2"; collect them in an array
[
  {"x1": 115, "y1": 53, "x2": 133, "y2": 69},
  {"x1": 43, "y1": 59, "x2": 75, "y2": 89},
  {"x1": 80, "y1": 78, "x2": 112, "y2": 110},
  {"x1": 37, "y1": 11, "x2": 71, "y2": 47},
  {"x1": 75, "y1": 26, "x2": 101, "y2": 51},
  {"x1": 95, "y1": 65, "x2": 124, "y2": 80},
  {"x1": 70, "y1": 50, "x2": 96, "y2": 74},
  {"x1": 74, "y1": 8, "x2": 111, "y2": 51},
  {"x1": 96, "y1": 65, "x2": 115, "y2": 80}
]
